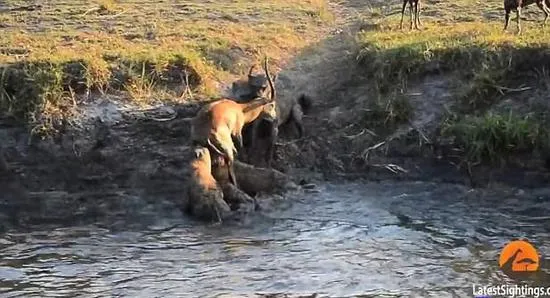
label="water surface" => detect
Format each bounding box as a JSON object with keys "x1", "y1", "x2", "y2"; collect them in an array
[{"x1": 1, "y1": 181, "x2": 549, "y2": 297}]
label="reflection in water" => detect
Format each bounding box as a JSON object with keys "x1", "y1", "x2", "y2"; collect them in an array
[{"x1": 0, "y1": 181, "x2": 549, "y2": 297}]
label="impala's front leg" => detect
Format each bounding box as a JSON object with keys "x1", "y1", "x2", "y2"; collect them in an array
[
  {"x1": 227, "y1": 159, "x2": 238, "y2": 188},
  {"x1": 233, "y1": 133, "x2": 244, "y2": 152}
]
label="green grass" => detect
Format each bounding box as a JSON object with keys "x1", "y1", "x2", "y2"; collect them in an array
[
  {"x1": 360, "y1": 91, "x2": 413, "y2": 135},
  {"x1": 0, "y1": 0, "x2": 333, "y2": 135},
  {"x1": 441, "y1": 111, "x2": 550, "y2": 165},
  {"x1": 357, "y1": 22, "x2": 550, "y2": 110},
  {"x1": 353, "y1": 0, "x2": 550, "y2": 165}
]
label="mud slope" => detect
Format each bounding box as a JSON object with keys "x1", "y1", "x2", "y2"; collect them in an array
[{"x1": 0, "y1": 0, "x2": 358, "y2": 227}]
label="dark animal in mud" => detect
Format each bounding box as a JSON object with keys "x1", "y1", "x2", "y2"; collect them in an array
[
  {"x1": 0, "y1": 148, "x2": 7, "y2": 173},
  {"x1": 233, "y1": 60, "x2": 313, "y2": 167},
  {"x1": 274, "y1": 92, "x2": 312, "y2": 139},
  {"x1": 183, "y1": 146, "x2": 231, "y2": 223},
  {"x1": 190, "y1": 87, "x2": 277, "y2": 187},
  {"x1": 504, "y1": 0, "x2": 550, "y2": 34},
  {"x1": 231, "y1": 160, "x2": 298, "y2": 197},
  {"x1": 231, "y1": 64, "x2": 277, "y2": 101},
  {"x1": 400, "y1": 0, "x2": 422, "y2": 30},
  {"x1": 210, "y1": 152, "x2": 259, "y2": 211},
  {"x1": 245, "y1": 92, "x2": 312, "y2": 167}
]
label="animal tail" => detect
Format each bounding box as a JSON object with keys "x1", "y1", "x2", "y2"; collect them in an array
[{"x1": 297, "y1": 93, "x2": 313, "y2": 115}]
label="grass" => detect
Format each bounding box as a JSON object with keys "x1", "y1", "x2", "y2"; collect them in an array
[
  {"x1": 357, "y1": 22, "x2": 550, "y2": 110},
  {"x1": 0, "y1": 0, "x2": 333, "y2": 135},
  {"x1": 441, "y1": 111, "x2": 549, "y2": 165},
  {"x1": 361, "y1": 90, "x2": 413, "y2": 135},
  {"x1": 353, "y1": 0, "x2": 550, "y2": 165}
]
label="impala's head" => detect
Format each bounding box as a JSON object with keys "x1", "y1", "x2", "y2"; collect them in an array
[{"x1": 260, "y1": 98, "x2": 278, "y2": 122}]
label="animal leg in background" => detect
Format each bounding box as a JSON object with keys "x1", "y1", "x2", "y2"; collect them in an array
[
  {"x1": 517, "y1": 7, "x2": 522, "y2": 34},
  {"x1": 400, "y1": 0, "x2": 408, "y2": 29},
  {"x1": 410, "y1": 1, "x2": 414, "y2": 30},
  {"x1": 414, "y1": 1, "x2": 421, "y2": 29},
  {"x1": 416, "y1": 1, "x2": 423, "y2": 28},
  {"x1": 536, "y1": 0, "x2": 550, "y2": 27},
  {"x1": 504, "y1": 6, "x2": 511, "y2": 30}
]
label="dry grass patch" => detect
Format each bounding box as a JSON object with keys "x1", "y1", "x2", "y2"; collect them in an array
[{"x1": 0, "y1": 0, "x2": 333, "y2": 135}]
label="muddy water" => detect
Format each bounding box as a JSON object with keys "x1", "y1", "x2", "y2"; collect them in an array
[{"x1": 1, "y1": 181, "x2": 549, "y2": 297}]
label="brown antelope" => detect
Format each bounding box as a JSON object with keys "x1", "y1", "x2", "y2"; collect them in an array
[
  {"x1": 400, "y1": 0, "x2": 422, "y2": 30},
  {"x1": 190, "y1": 64, "x2": 277, "y2": 186},
  {"x1": 504, "y1": 0, "x2": 550, "y2": 34},
  {"x1": 184, "y1": 146, "x2": 231, "y2": 223}
]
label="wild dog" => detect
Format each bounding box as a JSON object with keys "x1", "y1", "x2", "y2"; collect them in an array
[
  {"x1": 190, "y1": 79, "x2": 277, "y2": 186},
  {"x1": 400, "y1": 0, "x2": 422, "y2": 30},
  {"x1": 184, "y1": 146, "x2": 231, "y2": 223},
  {"x1": 241, "y1": 88, "x2": 313, "y2": 167},
  {"x1": 504, "y1": 0, "x2": 550, "y2": 34},
  {"x1": 228, "y1": 56, "x2": 301, "y2": 167},
  {"x1": 210, "y1": 151, "x2": 259, "y2": 211},
  {"x1": 231, "y1": 64, "x2": 277, "y2": 101},
  {"x1": 275, "y1": 93, "x2": 312, "y2": 139}
]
